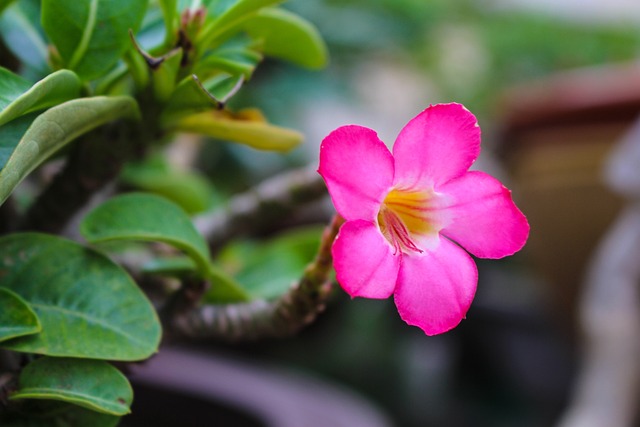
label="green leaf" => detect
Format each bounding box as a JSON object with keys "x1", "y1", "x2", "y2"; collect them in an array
[
  {"x1": 218, "y1": 226, "x2": 322, "y2": 299},
  {"x1": 151, "y1": 48, "x2": 183, "y2": 102},
  {"x1": 121, "y1": 156, "x2": 216, "y2": 214},
  {"x1": 159, "y1": 0, "x2": 179, "y2": 46},
  {"x1": 197, "y1": 0, "x2": 285, "y2": 49},
  {"x1": 167, "y1": 108, "x2": 303, "y2": 152},
  {"x1": 0, "y1": 69, "x2": 82, "y2": 127},
  {"x1": 80, "y1": 192, "x2": 250, "y2": 302},
  {"x1": 0, "y1": 0, "x2": 49, "y2": 76},
  {"x1": 0, "y1": 400, "x2": 121, "y2": 427},
  {"x1": 11, "y1": 357, "x2": 133, "y2": 416},
  {"x1": 81, "y1": 192, "x2": 211, "y2": 269},
  {"x1": 195, "y1": 35, "x2": 263, "y2": 79},
  {"x1": 41, "y1": 0, "x2": 148, "y2": 81},
  {"x1": 162, "y1": 73, "x2": 243, "y2": 118},
  {"x1": 0, "y1": 287, "x2": 41, "y2": 342},
  {"x1": 142, "y1": 256, "x2": 198, "y2": 277},
  {"x1": 0, "y1": 233, "x2": 161, "y2": 360},
  {"x1": 0, "y1": 96, "x2": 140, "y2": 206},
  {"x1": 242, "y1": 8, "x2": 328, "y2": 69},
  {"x1": 0, "y1": 111, "x2": 36, "y2": 171}
]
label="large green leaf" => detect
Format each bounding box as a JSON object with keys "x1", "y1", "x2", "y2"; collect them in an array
[
  {"x1": 197, "y1": 0, "x2": 285, "y2": 49},
  {"x1": 11, "y1": 357, "x2": 133, "y2": 416},
  {"x1": 0, "y1": 69, "x2": 81, "y2": 127},
  {"x1": 0, "y1": 0, "x2": 49, "y2": 76},
  {"x1": 0, "y1": 233, "x2": 161, "y2": 360},
  {"x1": 0, "y1": 96, "x2": 140, "y2": 206},
  {"x1": 80, "y1": 192, "x2": 250, "y2": 302},
  {"x1": 81, "y1": 192, "x2": 211, "y2": 269},
  {"x1": 167, "y1": 108, "x2": 303, "y2": 152},
  {"x1": 41, "y1": 0, "x2": 148, "y2": 81},
  {"x1": 242, "y1": 8, "x2": 328, "y2": 69},
  {"x1": 0, "y1": 111, "x2": 36, "y2": 171},
  {"x1": 0, "y1": 287, "x2": 41, "y2": 342}
]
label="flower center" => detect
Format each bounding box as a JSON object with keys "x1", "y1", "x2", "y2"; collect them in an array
[{"x1": 377, "y1": 189, "x2": 437, "y2": 255}]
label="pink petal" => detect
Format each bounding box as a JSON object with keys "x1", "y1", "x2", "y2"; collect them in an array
[
  {"x1": 438, "y1": 171, "x2": 529, "y2": 259},
  {"x1": 332, "y1": 219, "x2": 400, "y2": 299},
  {"x1": 318, "y1": 125, "x2": 394, "y2": 221},
  {"x1": 394, "y1": 238, "x2": 478, "y2": 335},
  {"x1": 392, "y1": 103, "x2": 481, "y2": 189}
]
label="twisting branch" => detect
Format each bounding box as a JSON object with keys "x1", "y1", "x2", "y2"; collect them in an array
[
  {"x1": 167, "y1": 214, "x2": 344, "y2": 341},
  {"x1": 194, "y1": 165, "x2": 329, "y2": 250}
]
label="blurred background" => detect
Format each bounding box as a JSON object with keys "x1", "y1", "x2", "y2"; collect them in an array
[{"x1": 150, "y1": 0, "x2": 640, "y2": 426}]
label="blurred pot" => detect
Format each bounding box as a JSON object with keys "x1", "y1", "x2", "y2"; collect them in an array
[
  {"x1": 123, "y1": 347, "x2": 392, "y2": 427},
  {"x1": 497, "y1": 63, "x2": 640, "y2": 331}
]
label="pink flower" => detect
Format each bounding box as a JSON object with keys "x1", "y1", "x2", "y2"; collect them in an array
[{"x1": 318, "y1": 103, "x2": 529, "y2": 335}]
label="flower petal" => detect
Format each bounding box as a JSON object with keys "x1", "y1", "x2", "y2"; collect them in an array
[
  {"x1": 332, "y1": 219, "x2": 400, "y2": 299},
  {"x1": 318, "y1": 125, "x2": 394, "y2": 221},
  {"x1": 438, "y1": 171, "x2": 529, "y2": 259},
  {"x1": 394, "y1": 238, "x2": 478, "y2": 335},
  {"x1": 392, "y1": 103, "x2": 480, "y2": 189}
]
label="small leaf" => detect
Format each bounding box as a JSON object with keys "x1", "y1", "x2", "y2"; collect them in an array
[
  {"x1": 0, "y1": 233, "x2": 161, "y2": 360},
  {"x1": 159, "y1": 0, "x2": 179, "y2": 46},
  {"x1": 197, "y1": 0, "x2": 285, "y2": 48},
  {"x1": 242, "y1": 8, "x2": 328, "y2": 69},
  {"x1": 80, "y1": 192, "x2": 250, "y2": 302},
  {"x1": 41, "y1": 0, "x2": 148, "y2": 81},
  {"x1": 10, "y1": 357, "x2": 133, "y2": 416},
  {"x1": 0, "y1": 96, "x2": 140, "y2": 206},
  {"x1": 121, "y1": 156, "x2": 216, "y2": 214},
  {"x1": 167, "y1": 108, "x2": 303, "y2": 152},
  {"x1": 162, "y1": 73, "x2": 243, "y2": 117},
  {"x1": 0, "y1": 0, "x2": 49, "y2": 76},
  {"x1": 0, "y1": 69, "x2": 82, "y2": 127},
  {"x1": 151, "y1": 48, "x2": 183, "y2": 102},
  {"x1": 194, "y1": 35, "x2": 263, "y2": 79},
  {"x1": 218, "y1": 226, "x2": 322, "y2": 299},
  {"x1": 0, "y1": 287, "x2": 41, "y2": 342}
]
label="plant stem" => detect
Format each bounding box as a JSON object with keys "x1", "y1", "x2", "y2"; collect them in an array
[
  {"x1": 194, "y1": 165, "x2": 328, "y2": 251},
  {"x1": 168, "y1": 214, "x2": 344, "y2": 340}
]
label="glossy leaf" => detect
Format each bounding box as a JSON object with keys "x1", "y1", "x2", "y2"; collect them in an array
[
  {"x1": 0, "y1": 0, "x2": 49, "y2": 76},
  {"x1": 167, "y1": 108, "x2": 303, "y2": 152},
  {"x1": 0, "y1": 401, "x2": 120, "y2": 427},
  {"x1": 242, "y1": 8, "x2": 328, "y2": 69},
  {"x1": 41, "y1": 0, "x2": 147, "y2": 81},
  {"x1": 11, "y1": 357, "x2": 133, "y2": 416},
  {"x1": 0, "y1": 69, "x2": 82, "y2": 127},
  {"x1": 0, "y1": 233, "x2": 161, "y2": 360},
  {"x1": 81, "y1": 192, "x2": 211, "y2": 269},
  {"x1": 198, "y1": 0, "x2": 285, "y2": 48},
  {"x1": 0, "y1": 287, "x2": 41, "y2": 342},
  {"x1": 80, "y1": 192, "x2": 250, "y2": 302},
  {"x1": 0, "y1": 96, "x2": 140, "y2": 206},
  {"x1": 121, "y1": 156, "x2": 216, "y2": 214}
]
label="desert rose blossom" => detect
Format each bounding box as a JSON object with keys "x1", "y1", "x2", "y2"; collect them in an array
[{"x1": 318, "y1": 103, "x2": 529, "y2": 335}]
